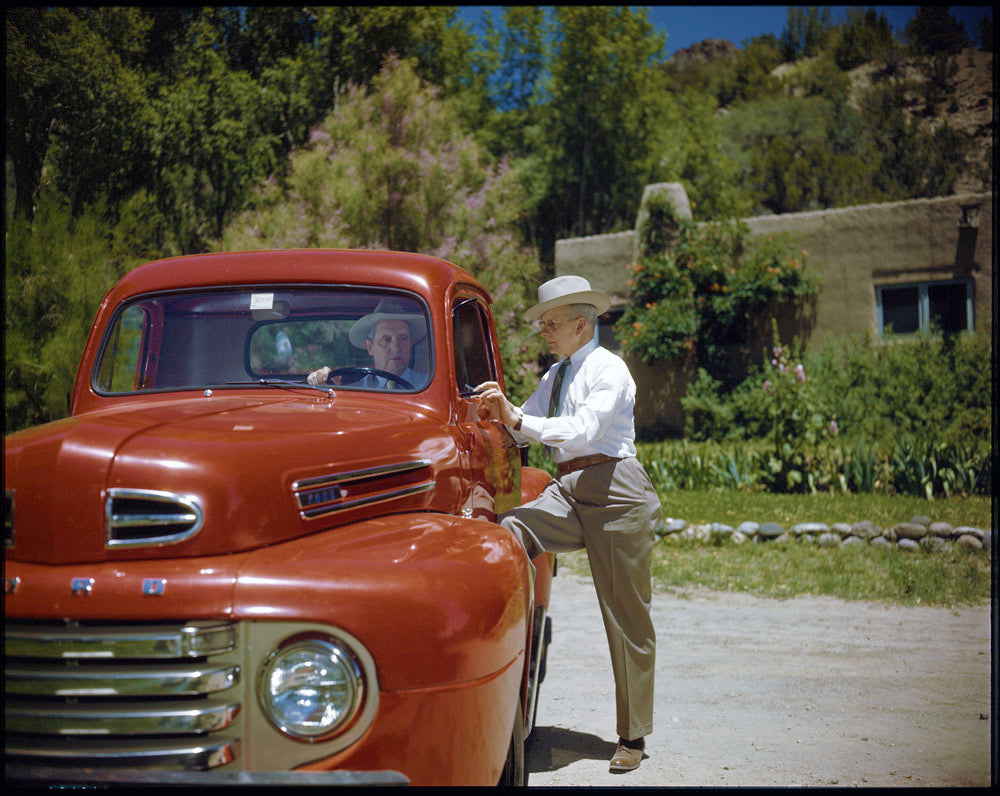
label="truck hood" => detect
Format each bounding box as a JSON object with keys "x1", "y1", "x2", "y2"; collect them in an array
[{"x1": 4, "y1": 394, "x2": 460, "y2": 565}]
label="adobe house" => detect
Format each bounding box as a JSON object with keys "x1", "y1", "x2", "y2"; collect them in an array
[{"x1": 555, "y1": 183, "x2": 993, "y2": 436}]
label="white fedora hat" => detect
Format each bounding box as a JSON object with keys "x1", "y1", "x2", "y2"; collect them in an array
[
  {"x1": 525, "y1": 275, "x2": 611, "y2": 321},
  {"x1": 349, "y1": 297, "x2": 427, "y2": 348}
]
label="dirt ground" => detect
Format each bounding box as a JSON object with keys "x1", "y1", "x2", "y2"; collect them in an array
[{"x1": 525, "y1": 570, "x2": 993, "y2": 787}]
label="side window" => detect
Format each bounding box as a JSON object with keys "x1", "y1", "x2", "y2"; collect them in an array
[
  {"x1": 876, "y1": 279, "x2": 973, "y2": 337},
  {"x1": 453, "y1": 299, "x2": 496, "y2": 392},
  {"x1": 96, "y1": 305, "x2": 149, "y2": 391}
]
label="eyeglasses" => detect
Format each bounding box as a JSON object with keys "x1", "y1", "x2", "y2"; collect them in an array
[{"x1": 534, "y1": 316, "x2": 578, "y2": 333}]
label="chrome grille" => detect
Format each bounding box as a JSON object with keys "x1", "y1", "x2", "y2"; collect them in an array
[
  {"x1": 4, "y1": 619, "x2": 241, "y2": 770},
  {"x1": 105, "y1": 489, "x2": 204, "y2": 549}
]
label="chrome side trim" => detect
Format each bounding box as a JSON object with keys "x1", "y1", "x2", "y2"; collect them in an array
[
  {"x1": 293, "y1": 459, "x2": 432, "y2": 490},
  {"x1": 105, "y1": 488, "x2": 204, "y2": 549},
  {"x1": 293, "y1": 459, "x2": 434, "y2": 519},
  {"x1": 299, "y1": 481, "x2": 436, "y2": 519}
]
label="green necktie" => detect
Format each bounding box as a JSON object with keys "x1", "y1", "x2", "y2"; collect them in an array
[
  {"x1": 547, "y1": 358, "x2": 571, "y2": 417},
  {"x1": 545, "y1": 358, "x2": 571, "y2": 457}
]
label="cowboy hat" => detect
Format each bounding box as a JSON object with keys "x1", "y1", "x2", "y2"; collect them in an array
[
  {"x1": 525, "y1": 275, "x2": 611, "y2": 321},
  {"x1": 349, "y1": 297, "x2": 427, "y2": 348}
]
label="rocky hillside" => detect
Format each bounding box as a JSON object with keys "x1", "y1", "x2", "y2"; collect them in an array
[
  {"x1": 672, "y1": 40, "x2": 994, "y2": 196},
  {"x1": 844, "y1": 48, "x2": 994, "y2": 195},
  {"x1": 670, "y1": 38, "x2": 740, "y2": 69}
]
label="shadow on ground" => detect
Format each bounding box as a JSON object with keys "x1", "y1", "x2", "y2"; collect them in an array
[{"x1": 526, "y1": 726, "x2": 621, "y2": 774}]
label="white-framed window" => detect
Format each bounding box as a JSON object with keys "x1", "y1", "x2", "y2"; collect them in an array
[{"x1": 876, "y1": 279, "x2": 973, "y2": 337}]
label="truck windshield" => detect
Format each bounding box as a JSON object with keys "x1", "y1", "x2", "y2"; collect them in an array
[{"x1": 94, "y1": 287, "x2": 431, "y2": 395}]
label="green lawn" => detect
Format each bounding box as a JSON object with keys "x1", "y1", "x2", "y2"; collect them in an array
[
  {"x1": 557, "y1": 490, "x2": 993, "y2": 607},
  {"x1": 656, "y1": 489, "x2": 992, "y2": 530}
]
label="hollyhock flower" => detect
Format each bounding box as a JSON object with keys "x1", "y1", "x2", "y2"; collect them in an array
[{"x1": 794, "y1": 364, "x2": 805, "y2": 382}]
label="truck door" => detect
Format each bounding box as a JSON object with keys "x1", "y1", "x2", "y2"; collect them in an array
[{"x1": 452, "y1": 296, "x2": 520, "y2": 518}]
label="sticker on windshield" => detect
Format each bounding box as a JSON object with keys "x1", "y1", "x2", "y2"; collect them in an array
[{"x1": 250, "y1": 293, "x2": 274, "y2": 310}]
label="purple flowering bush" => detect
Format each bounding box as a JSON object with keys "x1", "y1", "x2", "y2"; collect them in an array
[
  {"x1": 753, "y1": 323, "x2": 840, "y2": 492},
  {"x1": 219, "y1": 56, "x2": 544, "y2": 402}
]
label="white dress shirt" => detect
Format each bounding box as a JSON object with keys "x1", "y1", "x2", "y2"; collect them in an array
[{"x1": 512, "y1": 335, "x2": 638, "y2": 463}]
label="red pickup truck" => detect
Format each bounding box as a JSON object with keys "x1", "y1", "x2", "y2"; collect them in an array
[{"x1": 3, "y1": 249, "x2": 556, "y2": 787}]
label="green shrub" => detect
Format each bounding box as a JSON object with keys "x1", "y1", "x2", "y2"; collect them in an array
[
  {"x1": 4, "y1": 190, "x2": 130, "y2": 431},
  {"x1": 670, "y1": 320, "x2": 993, "y2": 498},
  {"x1": 617, "y1": 214, "x2": 820, "y2": 388},
  {"x1": 804, "y1": 327, "x2": 992, "y2": 449}
]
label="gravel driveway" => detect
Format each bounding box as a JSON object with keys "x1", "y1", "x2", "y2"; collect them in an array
[{"x1": 526, "y1": 570, "x2": 992, "y2": 787}]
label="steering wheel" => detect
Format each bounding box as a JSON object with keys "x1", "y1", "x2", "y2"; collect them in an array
[{"x1": 325, "y1": 366, "x2": 414, "y2": 390}]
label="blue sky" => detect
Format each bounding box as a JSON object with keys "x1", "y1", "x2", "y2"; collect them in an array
[{"x1": 457, "y1": 6, "x2": 993, "y2": 56}]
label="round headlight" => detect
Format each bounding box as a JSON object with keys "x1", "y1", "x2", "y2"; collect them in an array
[{"x1": 258, "y1": 637, "x2": 365, "y2": 741}]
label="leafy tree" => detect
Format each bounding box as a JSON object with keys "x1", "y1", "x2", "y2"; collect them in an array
[
  {"x1": 4, "y1": 191, "x2": 128, "y2": 430},
  {"x1": 654, "y1": 89, "x2": 751, "y2": 220},
  {"x1": 151, "y1": 14, "x2": 283, "y2": 249},
  {"x1": 722, "y1": 94, "x2": 879, "y2": 213},
  {"x1": 904, "y1": 6, "x2": 970, "y2": 55},
  {"x1": 917, "y1": 52, "x2": 960, "y2": 115},
  {"x1": 859, "y1": 82, "x2": 969, "y2": 199},
  {"x1": 483, "y1": 6, "x2": 550, "y2": 115},
  {"x1": 475, "y1": 7, "x2": 552, "y2": 250},
  {"x1": 537, "y1": 6, "x2": 670, "y2": 258},
  {"x1": 311, "y1": 7, "x2": 477, "y2": 103},
  {"x1": 833, "y1": 7, "x2": 895, "y2": 70},
  {"x1": 724, "y1": 34, "x2": 785, "y2": 105},
  {"x1": 780, "y1": 6, "x2": 834, "y2": 62},
  {"x1": 974, "y1": 15, "x2": 993, "y2": 51},
  {"x1": 5, "y1": 7, "x2": 156, "y2": 219},
  {"x1": 219, "y1": 56, "x2": 544, "y2": 401}
]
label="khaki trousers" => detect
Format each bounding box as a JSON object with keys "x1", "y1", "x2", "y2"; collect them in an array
[{"x1": 500, "y1": 456, "x2": 660, "y2": 740}]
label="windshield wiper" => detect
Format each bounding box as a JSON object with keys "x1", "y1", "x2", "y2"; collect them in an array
[{"x1": 224, "y1": 379, "x2": 335, "y2": 396}]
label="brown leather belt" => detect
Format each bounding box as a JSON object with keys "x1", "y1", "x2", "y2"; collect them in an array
[{"x1": 557, "y1": 453, "x2": 622, "y2": 477}]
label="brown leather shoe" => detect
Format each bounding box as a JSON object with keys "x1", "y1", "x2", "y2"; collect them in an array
[{"x1": 609, "y1": 737, "x2": 645, "y2": 772}]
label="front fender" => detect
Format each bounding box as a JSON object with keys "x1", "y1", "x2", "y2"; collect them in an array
[
  {"x1": 233, "y1": 512, "x2": 532, "y2": 691},
  {"x1": 521, "y1": 466, "x2": 554, "y2": 505}
]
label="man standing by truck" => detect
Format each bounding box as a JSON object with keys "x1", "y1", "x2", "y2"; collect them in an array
[{"x1": 475, "y1": 275, "x2": 661, "y2": 773}]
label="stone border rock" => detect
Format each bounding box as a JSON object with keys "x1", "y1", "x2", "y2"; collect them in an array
[{"x1": 655, "y1": 514, "x2": 992, "y2": 553}]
